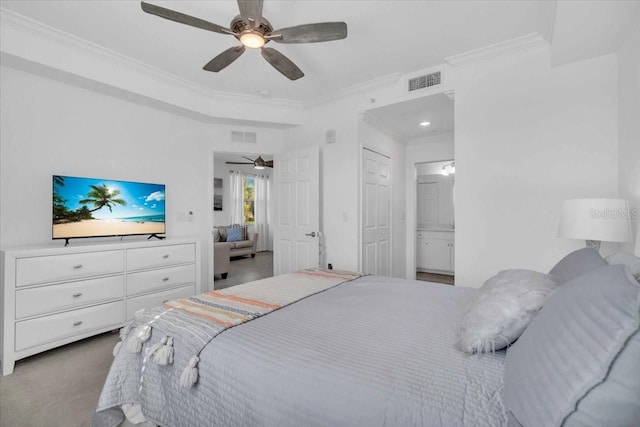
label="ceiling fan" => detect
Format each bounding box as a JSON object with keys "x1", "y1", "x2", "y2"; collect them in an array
[
  {"x1": 226, "y1": 155, "x2": 274, "y2": 169},
  {"x1": 140, "y1": 0, "x2": 348, "y2": 80}
]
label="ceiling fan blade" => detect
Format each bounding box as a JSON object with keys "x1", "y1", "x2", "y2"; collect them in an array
[
  {"x1": 242, "y1": 156, "x2": 257, "y2": 162},
  {"x1": 265, "y1": 160, "x2": 274, "y2": 168},
  {"x1": 270, "y1": 22, "x2": 347, "y2": 44},
  {"x1": 261, "y1": 48, "x2": 304, "y2": 80},
  {"x1": 141, "y1": 1, "x2": 233, "y2": 35},
  {"x1": 237, "y1": 0, "x2": 263, "y2": 28},
  {"x1": 226, "y1": 162, "x2": 254, "y2": 165},
  {"x1": 203, "y1": 46, "x2": 246, "y2": 72}
]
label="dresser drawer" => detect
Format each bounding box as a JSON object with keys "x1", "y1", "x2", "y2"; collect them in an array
[
  {"x1": 15, "y1": 300, "x2": 124, "y2": 351},
  {"x1": 127, "y1": 264, "x2": 195, "y2": 296},
  {"x1": 126, "y1": 244, "x2": 195, "y2": 271},
  {"x1": 15, "y1": 275, "x2": 124, "y2": 319},
  {"x1": 16, "y1": 251, "x2": 123, "y2": 287},
  {"x1": 126, "y1": 284, "x2": 195, "y2": 320}
]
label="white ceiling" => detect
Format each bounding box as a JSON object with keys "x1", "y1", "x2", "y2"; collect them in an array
[
  {"x1": 366, "y1": 92, "x2": 454, "y2": 142},
  {"x1": 3, "y1": 1, "x2": 636, "y2": 141},
  {"x1": 0, "y1": 0, "x2": 556, "y2": 102}
]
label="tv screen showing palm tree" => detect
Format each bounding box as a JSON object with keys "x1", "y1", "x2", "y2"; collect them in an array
[{"x1": 53, "y1": 175, "x2": 166, "y2": 240}]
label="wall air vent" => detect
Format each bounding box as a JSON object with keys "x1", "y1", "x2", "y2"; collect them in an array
[
  {"x1": 231, "y1": 131, "x2": 257, "y2": 144},
  {"x1": 408, "y1": 71, "x2": 441, "y2": 92}
]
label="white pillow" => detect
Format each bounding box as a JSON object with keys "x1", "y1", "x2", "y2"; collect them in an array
[
  {"x1": 606, "y1": 252, "x2": 640, "y2": 281},
  {"x1": 457, "y1": 269, "x2": 561, "y2": 353}
]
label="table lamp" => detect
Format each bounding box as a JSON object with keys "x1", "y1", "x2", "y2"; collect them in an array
[{"x1": 558, "y1": 198, "x2": 632, "y2": 251}]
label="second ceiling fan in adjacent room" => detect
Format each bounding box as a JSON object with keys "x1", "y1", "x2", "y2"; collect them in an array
[{"x1": 226, "y1": 155, "x2": 273, "y2": 169}]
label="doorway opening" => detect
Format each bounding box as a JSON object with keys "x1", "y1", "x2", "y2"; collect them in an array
[
  {"x1": 212, "y1": 151, "x2": 274, "y2": 289},
  {"x1": 415, "y1": 159, "x2": 455, "y2": 285}
]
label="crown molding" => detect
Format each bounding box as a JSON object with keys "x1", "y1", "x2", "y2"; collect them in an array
[
  {"x1": 303, "y1": 72, "x2": 402, "y2": 109},
  {"x1": 407, "y1": 131, "x2": 454, "y2": 146},
  {"x1": 361, "y1": 111, "x2": 406, "y2": 144},
  {"x1": 0, "y1": 7, "x2": 302, "y2": 110},
  {"x1": 444, "y1": 33, "x2": 549, "y2": 67}
]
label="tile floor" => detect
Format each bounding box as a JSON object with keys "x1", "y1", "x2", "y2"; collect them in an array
[
  {"x1": 416, "y1": 271, "x2": 455, "y2": 285},
  {"x1": 214, "y1": 251, "x2": 274, "y2": 289}
]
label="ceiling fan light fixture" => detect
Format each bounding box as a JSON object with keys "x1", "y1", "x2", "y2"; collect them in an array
[
  {"x1": 420, "y1": 121, "x2": 431, "y2": 127},
  {"x1": 254, "y1": 165, "x2": 266, "y2": 170},
  {"x1": 240, "y1": 31, "x2": 265, "y2": 48}
]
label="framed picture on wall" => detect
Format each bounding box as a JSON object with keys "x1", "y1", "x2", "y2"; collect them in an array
[{"x1": 213, "y1": 178, "x2": 223, "y2": 211}]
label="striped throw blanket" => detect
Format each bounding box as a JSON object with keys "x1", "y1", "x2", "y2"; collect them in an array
[{"x1": 116, "y1": 268, "x2": 363, "y2": 388}]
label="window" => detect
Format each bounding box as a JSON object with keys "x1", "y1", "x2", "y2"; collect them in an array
[{"x1": 243, "y1": 176, "x2": 255, "y2": 224}]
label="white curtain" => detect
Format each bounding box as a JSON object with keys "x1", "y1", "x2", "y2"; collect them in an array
[
  {"x1": 228, "y1": 170, "x2": 244, "y2": 225},
  {"x1": 254, "y1": 173, "x2": 270, "y2": 251}
]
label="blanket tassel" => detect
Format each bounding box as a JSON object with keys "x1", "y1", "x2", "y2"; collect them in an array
[
  {"x1": 180, "y1": 356, "x2": 199, "y2": 388},
  {"x1": 119, "y1": 324, "x2": 131, "y2": 340},
  {"x1": 127, "y1": 324, "x2": 152, "y2": 353},
  {"x1": 152, "y1": 336, "x2": 174, "y2": 366},
  {"x1": 112, "y1": 340, "x2": 123, "y2": 357},
  {"x1": 112, "y1": 324, "x2": 132, "y2": 357}
]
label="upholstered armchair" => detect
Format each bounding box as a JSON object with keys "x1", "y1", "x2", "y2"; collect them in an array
[
  {"x1": 213, "y1": 225, "x2": 259, "y2": 258},
  {"x1": 213, "y1": 238, "x2": 231, "y2": 280}
]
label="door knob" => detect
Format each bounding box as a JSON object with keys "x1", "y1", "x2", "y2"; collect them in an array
[{"x1": 305, "y1": 232, "x2": 317, "y2": 238}]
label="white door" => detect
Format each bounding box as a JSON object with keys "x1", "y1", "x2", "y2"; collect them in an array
[
  {"x1": 417, "y1": 178, "x2": 438, "y2": 228},
  {"x1": 362, "y1": 148, "x2": 391, "y2": 276},
  {"x1": 416, "y1": 231, "x2": 428, "y2": 270},
  {"x1": 273, "y1": 146, "x2": 320, "y2": 275}
]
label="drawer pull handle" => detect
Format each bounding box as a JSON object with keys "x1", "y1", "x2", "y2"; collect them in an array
[
  {"x1": 162, "y1": 277, "x2": 170, "y2": 282},
  {"x1": 73, "y1": 264, "x2": 83, "y2": 269},
  {"x1": 163, "y1": 254, "x2": 170, "y2": 259},
  {"x1": 73, "y1": 321, "x2": 83, "y2": 326},
  {"x1": 72, "y1": 292, "x2": 83, "y2": 298}
]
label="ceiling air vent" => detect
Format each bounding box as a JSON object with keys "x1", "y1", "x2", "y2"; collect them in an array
[
  {"x1": 231, "y1": 131, "x2": 257, "y2": 144},
  {"x1": 408, "y1": 71, "x2": 441, "y2": 92}
]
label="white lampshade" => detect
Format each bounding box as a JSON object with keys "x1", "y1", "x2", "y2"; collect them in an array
[{"x1": 559, "y1": 199, "x2": 632, "y2": 245}]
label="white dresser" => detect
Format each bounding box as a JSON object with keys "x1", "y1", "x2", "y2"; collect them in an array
[{"x1": 1, "y1": 239, "x2": 200, "y2": 375}]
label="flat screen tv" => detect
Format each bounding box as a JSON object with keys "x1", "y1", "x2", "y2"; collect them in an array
[{"x1": 53, "y1": 175, "x2": 166, "y2": 243}]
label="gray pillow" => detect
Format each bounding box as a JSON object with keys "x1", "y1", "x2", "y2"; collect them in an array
[
  {"x1": 606, "y1": 252, "x2": 640, "y2": 281},
  {"x1": 218, "y1": 226, "x2": 228, "y2": 242},
  {"x1": 548, "y1": 247, "x2": 607, "y2": 283},
  {"x1": 504, "y1": 265, "x2": 640, "y2": 427},
  {"x1": 457, "y1": 269, "x2": 561, "y2": 353}
]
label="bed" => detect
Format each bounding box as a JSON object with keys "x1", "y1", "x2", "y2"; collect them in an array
[{"x1": 93, "y1": 249, "x2": 640, "y2": 427}]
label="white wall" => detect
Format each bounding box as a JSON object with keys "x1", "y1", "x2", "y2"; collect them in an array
[
  {"x1": 286, "y1": 102, "x2": 360, "y2": 272},
  {"x1": 1, "y1": 33, "x2": 630, "y2": 290},
  {"x1": 0, "y1": 65, "x2": 286, "y2": 290},
  {"x1": 617, "y1": 20, "x2": 640, "y2": 252},
  {"x1": 285, "y1": 91, "x2": 410, "y2": 276},
  {"x1": 453, "y1": 49, "x2": 619, "y2": 287},
  {"x1": 212, "y1": 156, "x2": 232, "y2": 227}
]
